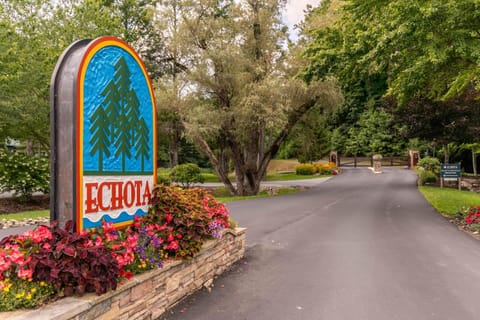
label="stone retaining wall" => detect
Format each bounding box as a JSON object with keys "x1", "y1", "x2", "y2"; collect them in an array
[{"x1": 4, "y1": 227, "x2": 246, "y2": 320}]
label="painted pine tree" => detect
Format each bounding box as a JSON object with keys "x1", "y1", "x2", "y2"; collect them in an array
[
  {"x1": 113, "y1": 56, "x2": 134, "y2": 172},
  {"x1": 127, "y1": 88, "x2": 140, "y2": 144},
  {"x1": 114, "y1": 112, "x2": 132, "y2": 171},
  {"x1": 135, "y1": 118, "x2": 150, "y2": 172},
  {"x1": 89, "y1": 104, "x2": 111, "y2": 172},
  {"x1": 101, "y1": 81, "x2": 120, "y2": 141}
]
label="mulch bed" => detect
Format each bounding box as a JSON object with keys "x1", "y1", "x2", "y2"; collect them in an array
[{"x1": 0, "y1": 195, "x2": 50, "y2": 215}]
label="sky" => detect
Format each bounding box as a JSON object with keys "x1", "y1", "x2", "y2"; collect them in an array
[{"x1": 283, "y1": 0, "x2": 322, "y2": 40}]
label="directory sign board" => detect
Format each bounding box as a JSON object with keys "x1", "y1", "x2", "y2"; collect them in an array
[{"x1": 441, "y1": 163, "x2": 461, "y2": 181}]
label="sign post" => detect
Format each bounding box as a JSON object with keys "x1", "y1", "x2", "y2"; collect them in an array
[
  {"x1": 440, "y1": 163, "x2": 461, "y2": 190},
  {"x1": 51, "y1": 36, "x2": 157, "y2": 232}
]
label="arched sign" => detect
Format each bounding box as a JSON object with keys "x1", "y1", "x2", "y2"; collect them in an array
[{"x1": 51, "y1": 36, "x2": 157, "y2": 232}]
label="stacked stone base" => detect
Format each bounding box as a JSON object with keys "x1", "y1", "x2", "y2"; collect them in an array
[{"x1": 4, "y1": 228, "x2": 246, "y2": 320}]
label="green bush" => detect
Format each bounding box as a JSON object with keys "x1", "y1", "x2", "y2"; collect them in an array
[
  {"x1": 418, "y1": 156, "x2": 441, "y2": 173},
  {"x1": 157, "y1": 174, "x2": 171, "y2": 185},
  {"x1": 295, "y1": 164, "x2": 317, "y2": 175},
  {"x1": 0, "y1": 150, "x2": 50, "y2": 201},
  {"x1": 169, "y1": 163, "x2": 205, "y2": 188},
  {"x1": 418, "y1": 170, "x2": 438, "y2": 185}
]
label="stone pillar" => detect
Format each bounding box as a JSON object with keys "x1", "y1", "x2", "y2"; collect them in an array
[
  {"x1": 372, "y1": 154, "x2": 382, "y2": 173},
  {"x1": 330, "y1": 151, "x2": 339, "y2": 167},
  {"x1": 409, "y1": 150, "x2": 420, "y2": 169}
]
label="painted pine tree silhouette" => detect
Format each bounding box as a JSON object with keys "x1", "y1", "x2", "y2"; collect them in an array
[
  {"x1": 113, "y1": 56, "x2": 134, "y2": 172},
  {"x1": 89, "y1": 104, "x2": 111, "y2": 172},
  {"x1": 114, "y1": 112, "x2": 132, "y2": 171},
  {"x1": 101, "y1": 81, "x2": 120, "y2": 141},
  {"x1": 135, "y1": 118, "x2": 150, "y2": 171},
  {"x1": 127, "y1": 88, "x2": 140, "y2": 144}
]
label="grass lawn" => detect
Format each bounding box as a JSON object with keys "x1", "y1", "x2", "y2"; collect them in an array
[
  {"x1": 419, "y1": 186, "x2": 480, "y2": 216},
  {"x1": 216, "y1": 187, "x2": 299, "y2": 203},
  {"x1": 1, "y1": 210, "x2": 49, "y2": 221}
]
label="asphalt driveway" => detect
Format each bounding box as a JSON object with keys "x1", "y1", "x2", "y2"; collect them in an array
[{"x1": 160, "y1": 168, "x2": 480, "y2": 320}]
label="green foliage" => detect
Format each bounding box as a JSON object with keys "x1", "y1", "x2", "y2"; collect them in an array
[
  {"x1": 157, "y1": 173, "x2": 171, "y2": 185},
  {"x1": 418, "y1": 170, "x2": 438, "y2": 186},
  {"x1": 418, "y1": 156, "x2": 441, "y2": 173},
  {"x1": 0, "y1": 0, "x2": 161, "y2": 149},
  {"x1": 279, "y1": 106, "x2": 332, "y2": 163},
  {"x1": 169, "y1": 163, "x2": 205, "y2": 188},
  {"x1": 295, "y1": 164, "x2": 317, "y2": 175},
  {"x1": 303, "y1": 0, "x2": 480, "y2": 152},
  {"x1": 0, "y1": 150, "x2": 50, "y2": 201}
]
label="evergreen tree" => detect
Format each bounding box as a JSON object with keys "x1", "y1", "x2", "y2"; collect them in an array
[
  {"x1": 89, "y1": 105, "x2": 111, "y2": 172},
  {"x1": 135, "y1": 118, "x2": 150, "y2": 171}
]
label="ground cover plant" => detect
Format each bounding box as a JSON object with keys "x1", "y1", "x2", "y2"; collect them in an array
[{"x1": 0, "y1": 185, "x2": 231, "y2": 312}]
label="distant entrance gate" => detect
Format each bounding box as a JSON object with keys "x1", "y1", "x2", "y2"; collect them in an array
[{"x1": 333, "y1": 155, "x2": 410, "y2": 168}]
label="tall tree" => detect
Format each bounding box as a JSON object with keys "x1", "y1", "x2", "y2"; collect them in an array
[
  {"x1": 303, "y1": 0, "x2": 480, "y2": 155},
  {"x1": 160, "y1": 0, "x2": 341, "y2": 195}
]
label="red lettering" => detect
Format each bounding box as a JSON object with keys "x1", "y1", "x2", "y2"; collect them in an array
[
  {"x1": 123, "y1": 181, "x2": 135, "y2": 208},
  {"x1": 135, "y1": 180, "x2": 142, "y2": 206},
  {"x1": 111, "y1": 182, "x2": 123, "y2": 210},
  {"x1": 142, "y1": 182, "x2": 151, "y2": 205},
  {"x1": 85, "y1": 182, "x2": 99, "y2": 213},
  {"x1": 84, "y1": 179, "x2": 152, "y2": 214},
  {"x1": 98, "y1": 182, "x2": 111, "y2": 211}
]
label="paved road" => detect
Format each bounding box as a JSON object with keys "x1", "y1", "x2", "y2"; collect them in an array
[{"x1": 160, "y1": 168, "x2": 480, "y2": 320}]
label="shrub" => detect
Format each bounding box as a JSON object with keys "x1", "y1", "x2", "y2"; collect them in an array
[
  {"x1": 295, "y1": 164, "x2": 317, "y2": 175},
  {"x1": 157, "y1": 174, "x2": 171, "y2": 185},
  {"x1": 169, "y1": 163, "x2": 205, "y2": 188},
  {"x1": 314, "y1": 162, "x2": 338, "y2": 175},
  {"x1": 418, "y1": 156, "x2": 441, "y2": 173},
  {"x1": 418, "y1": 170, "x2": 438, "y2": 185},
  {"x1": 146, "y1": 185, "x2": 230, "y2": 259},
  {"x1": 0, "y1": 150, "x2": 50, "y2": 201}
]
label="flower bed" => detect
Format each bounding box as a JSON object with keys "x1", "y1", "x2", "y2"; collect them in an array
[
  {"x1": 2, "y1": 227, "x2": 246, "y2": 320},
  {"x1": 0, "y1": 185, "x2": 239, "y2": 314}
]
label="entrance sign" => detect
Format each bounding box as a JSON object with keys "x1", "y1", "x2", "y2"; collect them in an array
[{"x1": 51, "y1": 36, "x2": 157, "y2": 232}]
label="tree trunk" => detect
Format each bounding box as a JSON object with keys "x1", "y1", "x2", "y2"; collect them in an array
[
  {"x1": 444, "y1": 144, "x2": 449, "y2": 164},
  {"x1": 472, "y1": 146, "x2": 477, "y2": 177},
  {"x1": 168, "y1": 124, "x2": 179, "y2": 168},
  {"x1": 26, "y1": 140, "x2": 34, "y2": 156}
]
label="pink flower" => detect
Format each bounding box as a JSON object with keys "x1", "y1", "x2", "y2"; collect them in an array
[
  {"x1": 17, "y1": 268, "x2": 33, "y2": 280},
  {"x1": 166, "y1": 240, "x2": 179, "y2": 251}
]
